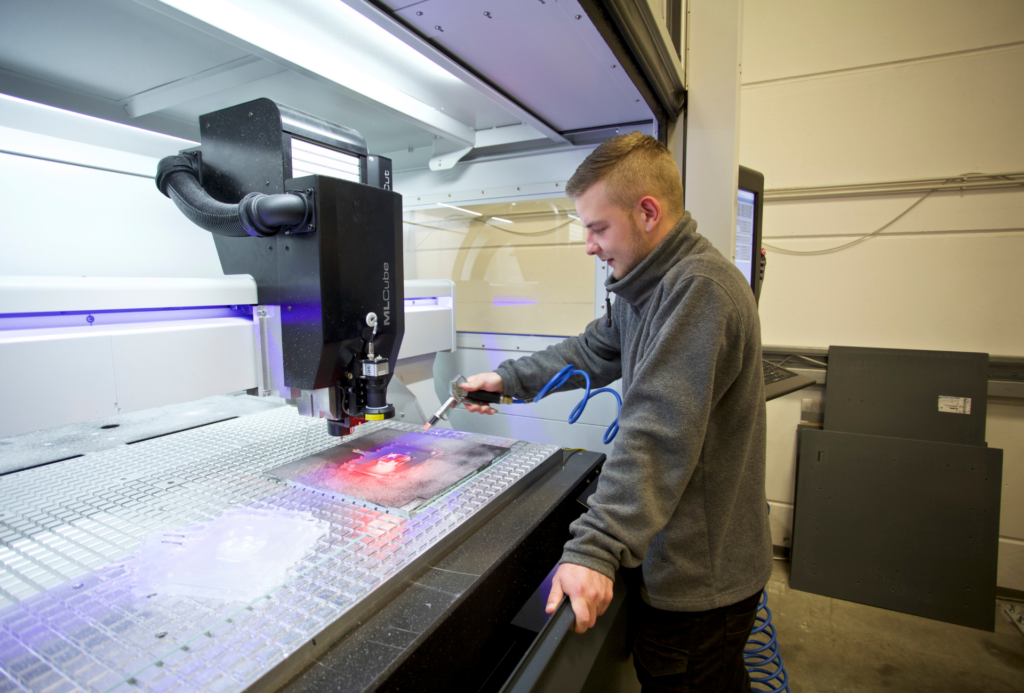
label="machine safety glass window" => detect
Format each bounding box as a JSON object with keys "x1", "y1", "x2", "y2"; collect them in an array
[{"x1": 403, "y1": 197, "x2": 594, "y2": 337}]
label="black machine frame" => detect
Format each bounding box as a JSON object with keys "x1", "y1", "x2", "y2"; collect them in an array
[{"x1": 158, "y1": 98, "x2": 404, "y2": 435}]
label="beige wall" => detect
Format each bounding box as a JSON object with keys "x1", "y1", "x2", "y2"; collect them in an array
[
  {"x1": 685, "y1": 0, "x2": 744, "y2": 256},
  {"x1": 742, "y1": 0, "x2": 1024, "y2": 589},
  {"x1": 743, "y1": 0, "x2": 1024, "y2": 85},
  {"x1": 403, "y1": 197, "x2": 595, "y2": 337}
]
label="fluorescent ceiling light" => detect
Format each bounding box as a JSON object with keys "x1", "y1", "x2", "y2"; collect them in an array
[
  {"x1": 568, "y1": 214, "x2": 580, "y2": 221},
  {"x1": 299, "y1": 0, "x2": 462, "y2": 83},
  {"x1": 437, "y1": 202, "x2": 482, "y2": 216},
  {"x1": 0, "y1": 93, "x2": 196, "y2": 158},
  {"x1": 151, "y1": 0, "x2": 474, "y2": 146},
  {"x1": 493, "y1": 297, "x2": 539, "y2": 306},
  {"x1": 489, "y1": 217, "x2": 513, "y2": 224}
]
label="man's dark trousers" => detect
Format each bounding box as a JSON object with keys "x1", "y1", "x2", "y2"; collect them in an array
[{"x1": 631, "y1": 589, "x2": 761, "y2": 693}]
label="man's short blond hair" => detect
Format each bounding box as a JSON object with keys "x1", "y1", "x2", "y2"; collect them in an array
[{"x1": 566, "y1": 132, "x2": 683, "y2": 218}]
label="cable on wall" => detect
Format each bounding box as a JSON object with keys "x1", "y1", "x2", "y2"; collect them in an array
[
  {"x1": 762, "y1": 177, "x2": 958, "y2": 256},
  {"x1": 761, "y1": 172, "x2": 1024, "y2": 256},
  {"x1": 763, "y1": 171, "x2": 1024, "y2": 201}
]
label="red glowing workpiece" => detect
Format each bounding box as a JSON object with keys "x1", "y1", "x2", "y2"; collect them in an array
[{"x1": 367, "y1": 453, "x2": 412, "y2": 474}]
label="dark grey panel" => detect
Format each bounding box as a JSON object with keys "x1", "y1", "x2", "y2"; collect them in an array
[
  {"x1": 790, "y1": 428, "x2": 1002, "y2": 631},
  {"x1": 824, "y1": 346, "x2": 989, "y2": 445}
]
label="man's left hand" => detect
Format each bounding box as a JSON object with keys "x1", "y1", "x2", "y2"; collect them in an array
[{"x1": 545, "y1": 563, "x2": 614, "y2": 634}]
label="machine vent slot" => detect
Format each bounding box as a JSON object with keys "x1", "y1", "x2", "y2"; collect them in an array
[{"x1": 291, "y1": 138, "x2": 361, "y2": 182}]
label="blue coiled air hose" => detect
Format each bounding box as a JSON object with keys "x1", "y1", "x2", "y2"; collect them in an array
[
  {"x1": 745, "y1": 590, "x2": 790, "y2": 691},
  {"x1": 746, "y1": 504, "x2": 789, "y2": 691},
  {"x1": 519, "y1": 365, "x2": 622, "y2": 444}
]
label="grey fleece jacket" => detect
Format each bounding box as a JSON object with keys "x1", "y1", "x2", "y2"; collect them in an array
[{"x1": 495, "y1": 213, "x2": 772, "y2": 612}]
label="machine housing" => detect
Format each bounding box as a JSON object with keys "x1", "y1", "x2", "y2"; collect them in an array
[{"x1": 191, "y1": 98, "x2": 404, "y2": 434}]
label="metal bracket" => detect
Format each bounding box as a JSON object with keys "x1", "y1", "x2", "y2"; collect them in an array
[
  {"x1": 430, "y1": 139, "x2": 473, "y2": 171},
  {"x1": 252, "y1": 305, "x2": 286, "y2": 397}
]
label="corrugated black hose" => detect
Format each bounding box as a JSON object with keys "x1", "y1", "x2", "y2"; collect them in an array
[{"x1": 156, "y1": 154, "x2": 311, "y2": 237}]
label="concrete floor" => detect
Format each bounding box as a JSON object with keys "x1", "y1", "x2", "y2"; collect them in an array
[{"x1": 765, "y1": 560, "x2": 1024, "y2": 693}]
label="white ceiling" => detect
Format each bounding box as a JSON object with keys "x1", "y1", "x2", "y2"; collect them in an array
[
  {"x1": 385, "y1": 0, "x2": 651, "y2": 131},
  {"x1": 0, "y1": 0, "x2": 653, "y2": 160},
  {"x1": 0, "y1": 0, "x2": 249, "y2": 102}
]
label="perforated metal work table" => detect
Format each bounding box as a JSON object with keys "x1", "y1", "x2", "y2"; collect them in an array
[{"x1": 0, "y1": 406, "x2": 601, "y2": 693}]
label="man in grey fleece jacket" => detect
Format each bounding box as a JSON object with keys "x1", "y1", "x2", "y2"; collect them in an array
[{"x1": 462, "y1": 133, "x2": 772, "y2": 692}]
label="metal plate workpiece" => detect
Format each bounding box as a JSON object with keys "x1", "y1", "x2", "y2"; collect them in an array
[
  {"x1": 266, "y1": 428, "x2": 510, "y2": 514},
  {"x1": 0, "y1": 408, "x2": 561, "y2": 692}
]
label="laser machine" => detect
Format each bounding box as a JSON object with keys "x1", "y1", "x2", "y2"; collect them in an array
[
  {"x1": 155, "y1": 98, "x2": 404, "y2": 437},
  {"x1": 0, "y1": 2, "x2": 700, "y2": 690},
  {"x1": 0, "y1": 101, "x2": 593, "y2": 693}
]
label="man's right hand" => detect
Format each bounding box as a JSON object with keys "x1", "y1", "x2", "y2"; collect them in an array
[
  {"x1": 546, "y1": 563, "x2": 614, "y2": 634},
  {"x1": 460, "y1": 372, "x2": 504, "y2": 415}
]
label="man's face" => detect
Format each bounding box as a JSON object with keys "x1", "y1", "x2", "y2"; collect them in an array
[{"x1": 575, "y1": 180, "x2": 651, "y2": 280}]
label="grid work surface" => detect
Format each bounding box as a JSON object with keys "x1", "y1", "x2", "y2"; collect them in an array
[{"x1": 0, "y1": 409, "x2": 560, "y2": 693}]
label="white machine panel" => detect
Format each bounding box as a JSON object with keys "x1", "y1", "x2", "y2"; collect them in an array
[
  {"x1": 0, "y1": 337, "x2": 119, "y2": 438},
  {"x1": 111, "y1": 319, "x2": 258, "y2": 414},
  {"x1": 0, "y1": 318, "x2": 256, "y2": 438},
  {"x1": 401, "y1": 278, "x2": 456, "y2": 360},
  {"x1": 0, "y1": 277, "x2": 456, "y2": 438},
  {"x1": 0, "y1": 275, "x2": 258, "y2": 313}
]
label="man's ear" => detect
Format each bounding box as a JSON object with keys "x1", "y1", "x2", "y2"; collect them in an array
[{"x1": 637, "y1": 196, "x2": 662, "y2": 232}]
